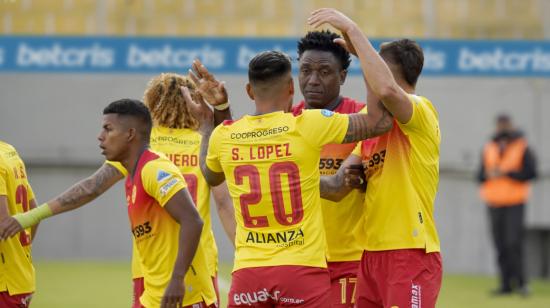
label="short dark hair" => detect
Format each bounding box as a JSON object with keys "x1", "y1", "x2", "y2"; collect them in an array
[
  {"x1": 379, "y1": 39, "x2": 424, "y2": 86},
  {"x1": 297, "y1": 30, "x2": 351, "y2": 70},
  {"x1": 496, "y1": 113, "x2": 511, "y2": 124},
  {"x1": 103, "y1": 99, "x2": 152, "y2": 139},
  {"x1": 248, "y1": 51, "x2": 292, "y2": 84}
]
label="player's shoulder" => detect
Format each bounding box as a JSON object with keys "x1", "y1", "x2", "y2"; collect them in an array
[
  {"x1": 409, "y1": 94, "x2": 438, "y2": 118},
  {"x1": 141, "y1": 151, "x2": 179, "y2": 179}
]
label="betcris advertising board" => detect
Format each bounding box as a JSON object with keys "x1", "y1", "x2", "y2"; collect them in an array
[{"x1": 0, "y1": 36, "x2": 549, "y2": 77}]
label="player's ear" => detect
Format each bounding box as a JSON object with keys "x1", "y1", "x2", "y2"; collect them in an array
[
  {"x1": 340, "y1": 69, "x2": 347, "y2": 85},
  {"x1": 246, "y1": 83, "x2": 255, "y2": 100},
  {"x1": 289, "y1": 78, "x2": 295, "y2": 96},
  {"x1": 127, "y1": 127, "x2": 136, "y2": 142}
]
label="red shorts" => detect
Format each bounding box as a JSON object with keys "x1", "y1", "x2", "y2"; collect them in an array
[
  {"x1": 327, "y1": 261, "x2": 360, "y2": 307},
  {"x1": 0, "y1": 292, "x2": 33, "y2": 308},
  {"x1": 228, "y1": 265, "x2": 331, "y2": 307},
  {"x1": 355, "y1": 249, "x2": 442, "y2": 308},
  {"x1": 132, "y1": 277, "x2": 145, "y2": 308},
  {"x1": 132, "y1": 277, "x2": 216, "y2": 308}
]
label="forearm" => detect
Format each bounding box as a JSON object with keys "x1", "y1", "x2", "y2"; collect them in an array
[
  {"x1": 29, "y1": 199, "x2": 39, "y2": 241},
  {"x1": 47, "y1": 178, "x2": 102, "y2": 214},
  {"x1": 199, "y1": 131, "x2": 225, "y2": 187},
  {"x1": 171, "y1": 217, "x2": 203, "y2": 280},
  {"x1": 320, "y1": 175, "x2": 351, "y2": 202},
  {"x1": 213, "y1": 107, "x2": 232, "y2": 126},
  {"x1": 212, "y1": 183, "x2": 236, "y2": 245},
  {"x1": 346, "y1": 26, "x2": 398, "y2": 100}
]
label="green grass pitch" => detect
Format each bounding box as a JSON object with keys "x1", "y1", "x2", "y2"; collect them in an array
[{"x1": 31, "y1": 261, "x2": 550, "y2": 307}]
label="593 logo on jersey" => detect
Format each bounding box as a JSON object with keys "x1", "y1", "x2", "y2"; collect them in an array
[
  {"x1": 132, "y1": 221, "x2": 153, "y2": 239},
  {"x1": 363, "y1": 149, "x2": 386, "y2": 175}
]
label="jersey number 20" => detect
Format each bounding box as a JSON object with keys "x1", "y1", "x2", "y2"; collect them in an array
[{"x1": 234, "y1": 162, "x2": 303, "y2": 228}]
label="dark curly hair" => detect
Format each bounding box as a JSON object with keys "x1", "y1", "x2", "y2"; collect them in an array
[{"x1": 297, "y1": 30, "x2": 351, "y2": 70}]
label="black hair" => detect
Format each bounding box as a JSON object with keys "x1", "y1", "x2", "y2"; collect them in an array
[
  {"x1": 379, "y1": 39, "x2": 424, "y2": 86},
  {"x1": 248, "y1": 51, "x2": 292, "y2": 84},
  {"x1": 297, "y1": 30, "x2": 351, "y2": 70},
  {"x1": 103, "y1": 99, "x2": 152, "y2": 139}
]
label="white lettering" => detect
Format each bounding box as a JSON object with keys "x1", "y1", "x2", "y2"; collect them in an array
[
  {"x1": 458, "y1": 47, "x2": 550, "y2": 73},
  {"x1": 16, "y1": 43, "x2": 113, "y2": 68},
  {"x1": 127, "y1": 44, "x2": 224, "y2": 69}
]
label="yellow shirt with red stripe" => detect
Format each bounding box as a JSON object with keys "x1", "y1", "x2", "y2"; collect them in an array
[
  {"x1": 0, "y1": 141, "x2": 36, "y2": 295},
  {"x1": 124, "y1": 150, "x2": 216, "y2": 307},
  {"x1": 292, "y1": 98, "x2": 366, "y2": 262},
  {"x1": 206, "y1": 110, "x2": 349, "y2": 271},
  {"x1": 109, "y1": 126, "x2": 219, "y2": 281},
  {"x1": 352, "y1": 95, "x2": 441, "y2": 253}
]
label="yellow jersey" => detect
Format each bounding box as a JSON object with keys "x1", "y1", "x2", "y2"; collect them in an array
[
  {"x1": 206, "y1": 110, "x2": 349, "y2": 271},
  {"x1": 0, "y1": 141, "x2": 36, "y2": 295},
  {"x1": 111, "y1": 126, "x2": 219, "y2": 281},
  {"x1": 123, "y1": 150, "x2": 216, "y2": 307},
  {"x1": 352, "y1": 95, "x2": 441, "y2": 253},
  {"x1": 292, "y1": 98, "x2": 366, "y2": 262}
]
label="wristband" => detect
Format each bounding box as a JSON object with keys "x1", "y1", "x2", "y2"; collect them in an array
[
  {"x1": 213, "y1": 102, "x2": 230, "y2": 111},
  {"x1": 13, "y1": 203, "x2": 53, "y2": 229}
]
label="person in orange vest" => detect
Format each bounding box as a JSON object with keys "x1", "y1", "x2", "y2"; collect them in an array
[{"x1": 478, "y1": 113, "x2": 537, "y2": 296}]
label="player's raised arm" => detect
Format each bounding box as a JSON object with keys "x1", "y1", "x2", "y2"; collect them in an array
[
  {"x1": 0, "y1": 163, "x2": 124, "y2": 240},
  {"x1": 188, "y1": 59, "x2": 232, "y2": 125},
  {"x1": 309, "y1": 8, "x2": 412, "y2": 124},
  {"x1": 211, "y1": 182, "x2": 236, "y2": 245},
  {"x1": 181, "y1": 86, "x2": 226, "y2": 187},
  {"x1": 161, "y1": 187, "x2": 204, "y2": 308}
]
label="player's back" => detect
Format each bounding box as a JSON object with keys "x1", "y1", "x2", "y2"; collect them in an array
[
  {"x1": 206, "y1": 109, "x2": 349, "y2": 271},
  {"x1": 0, "y1": 141, "x2": 36, "y2": 295}
]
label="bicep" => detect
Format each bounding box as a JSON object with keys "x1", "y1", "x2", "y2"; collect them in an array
[
  {"x1": 163, "y1": 188, "x2": 201, "y2": 224},
  {"x1": 343, "y1": 109, "x2": 393, "y2": 143},
  {"x1": 92, "y1": 164, "x2": 125, "y2": 193}
]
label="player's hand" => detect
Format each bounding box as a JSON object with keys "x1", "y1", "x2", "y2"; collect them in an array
[
  {"x1": 188, "y1": 59, "x2": 229, "y2": 107},
  {"x1": 308, "y1": 8, "x2": 358, "y2": 34},
  {"x1": 181, "y1": 86, "x2": 214, "y2": 135},
  {"x1": 161, "y1": 277, "x2": 185, "y2": 308},
  {"x1": 0, "y1": 216, "x2": 23, "y2": 241},
  {"x1": 344, "y1": 164, "x2": 367, "y2": 192},
  {"x1": 334, "y1": 32, "x2": 358, "y2": 57}
]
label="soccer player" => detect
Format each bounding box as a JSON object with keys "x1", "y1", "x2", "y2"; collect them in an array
[
  {"x1": 291, "y1": 30, "x2": 367, "y2": 307},
  {"x1": 128, "y1": 69, "x2": 235, "y2": 307},
  {"x1": 182, "y1": 50, "x2": 393, "y2": 308},
  {"x1": 310, "y1": 9, "x2": 443, "y2": 308},
  {"x1": 0, "y1": 100, "x2": 216, "y2": 308},
  {"x1": 0, "y1": 140, "x2": 37, "y2": 307}
]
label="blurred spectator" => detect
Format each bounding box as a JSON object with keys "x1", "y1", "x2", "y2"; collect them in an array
[{"x1": 477, "y1": 114, "x2": 538, "y2": 296}]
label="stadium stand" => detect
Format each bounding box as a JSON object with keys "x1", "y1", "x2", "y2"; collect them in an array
[{"x1": 0, "y1": 0, "x2": 545, "y2": 38}]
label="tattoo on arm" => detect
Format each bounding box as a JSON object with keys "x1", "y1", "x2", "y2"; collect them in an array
[
  {"x1": 343, "y1": 103, "x2": 393, "y2": 143},
  {"x1": 55, "y1": 164, "x2": 122, "y2": 210}
]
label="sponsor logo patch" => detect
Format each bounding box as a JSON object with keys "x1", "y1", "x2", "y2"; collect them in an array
[
  {"x1": 321, "y1": 109, "x2": 334, "y2": 117},
  {"x1": 160, "y1": 178, "x2": 179, "y2": 196}
]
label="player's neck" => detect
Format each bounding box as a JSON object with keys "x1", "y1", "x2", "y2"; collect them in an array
[
  {"x1": 122, "y1": 143, "x2": 149, "y2": 178},
  {"x1": 253, "y1": 100, "x2": 289, "y2": 115}
]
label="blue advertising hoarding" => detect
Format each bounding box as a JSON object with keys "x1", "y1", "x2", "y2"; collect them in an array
[{"x1": 0, "y1": 36, "x2": 549, "y2": 76}]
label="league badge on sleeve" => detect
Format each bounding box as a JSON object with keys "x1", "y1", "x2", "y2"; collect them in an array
[
  {"x1": 321, "y1": 109, "x2": 334, "y2": 117},
  {"x1": 157, "y1": 170, "x2": 171, "y2": 182}
]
